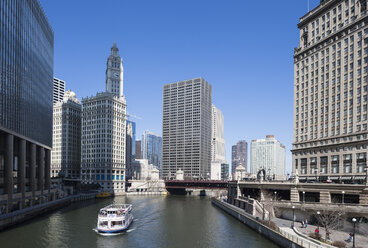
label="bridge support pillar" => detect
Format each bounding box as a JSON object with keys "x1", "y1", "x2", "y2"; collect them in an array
[
  {"x1": 236, "y1": 185, "x2": 241, "y2": 198},
  {"x1": 290, "y1": 187, "x2": 299, "y2": 202},
  {"x1": 320, "y1": 191, "x2": 331, "y2": 204}
]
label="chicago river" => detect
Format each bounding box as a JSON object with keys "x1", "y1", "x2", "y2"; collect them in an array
[{"x1": 0, "y1": 196, "x2": 278, "y2": 248}]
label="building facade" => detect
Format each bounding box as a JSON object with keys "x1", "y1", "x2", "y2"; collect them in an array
[
  {"x1": 293, "y1": 0, "x2": 368, "y2": 183},
  {"x1": 221, "y1": 163, "x2": 229, "y2": 181},
  {"x1": 0, "y1": 0, "x2": 54, "y2": 213},
  {"x1": 51, "y1": 90, "x2": 81, "y2": 179},
  {"x1": 142, "y1": 130, "x2": 162, "y2": 172},
  {"x1": 81, "y1": 92, "x2": 126, "y2": 193},
  {"x1": 135, "y1": 140, "x2": 142, "y2": 159},
  {"x1": 81, "y1": 43, "x2": 127, "y2": 194},
  {"x1": 162, "y1": 77, "x2": 212, "y2": 179},
  {"x1": 211, "y1": 105, "x2": 226, "y2": 162},
  {"x1": 125, "y1": 120, "x2": 133, "y2": 180},
  {"x1": 231, "y1": 141, "x2": 248, "y2": 176},
  {"x1": 53, "y1": 78, "x2": 65, "y2": 105},
  {"x1": 250, "y1": 135, "x2": 286, "y2": 180}
]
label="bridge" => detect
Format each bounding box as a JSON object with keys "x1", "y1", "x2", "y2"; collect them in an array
[{"x1": 164, "y1": 180, "x2": 228, "y2": 195}]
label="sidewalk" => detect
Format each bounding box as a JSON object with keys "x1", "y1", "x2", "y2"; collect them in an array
[{"x1": 273, "y1": 217, "x2": 368, "y2": 248}]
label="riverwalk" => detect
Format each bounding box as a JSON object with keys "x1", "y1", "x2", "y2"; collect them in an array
[{"x1": 212, "y1": 197, "x2": 332, "y2": 248}]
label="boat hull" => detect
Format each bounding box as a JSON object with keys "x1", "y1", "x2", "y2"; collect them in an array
[{"x1": 96, "y1": 217, "x2": 133, "y2": 234}]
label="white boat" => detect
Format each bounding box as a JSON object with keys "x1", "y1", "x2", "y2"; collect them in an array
[{"x1": 96, "y1": 204, "x2": 133, "y2": 234}]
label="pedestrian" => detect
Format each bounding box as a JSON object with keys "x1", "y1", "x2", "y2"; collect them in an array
[
  {"x1": 304, "y1": 219, "x2": 308, "y2": 228},
  {"x1": 315, "y1": 228, "x2": 319, "y2": 234},
  {"x1": 301, "y1": 220, "x2": 304, "y2": 228},
  {"x1": 346, "y1": 232, "x2": 353, "y2": 242}
]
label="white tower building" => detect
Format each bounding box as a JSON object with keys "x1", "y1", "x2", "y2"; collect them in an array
[
  {"x1": 106, "y1": 43, "x2": 124, "y2": 98},
  {"x1": 250, "y1": 135, "x2": 286, "y2": 180},
  {"x1": 81, "y1": 43, "x2": 127, "y2": 194},
  {"x1": 211, "y1": 105, "x2": 226, "y2": 163},
  {"x1": 51, "y1": 90, "x2": 81, "y2": 179}
]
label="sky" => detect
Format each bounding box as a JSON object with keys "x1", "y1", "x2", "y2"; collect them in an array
[{"x1": 40, "y1": 0, "x2": 321, "y2": 174}]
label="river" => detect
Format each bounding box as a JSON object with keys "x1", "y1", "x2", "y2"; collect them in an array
[{"x1": 0, "y1": 195, "x2": 279, "y2": 248}]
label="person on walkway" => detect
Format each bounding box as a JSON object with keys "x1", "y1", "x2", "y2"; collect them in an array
[
  {"x1": 301, "y1": 220, "x2": 304, "y2": 228},
  {"x1": 315, "y1": 228, "x2": 319, "y2": 234},
  {"x1": 304, "y1": 219, "x2": 308, "y2": 228},
  {"x1": 346, "y1": 233, "x2": 354, "y2": 242}
]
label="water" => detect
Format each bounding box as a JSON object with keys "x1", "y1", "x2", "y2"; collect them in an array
[{"x1": 0, "y1": 196, "x2": 279, "y2": 248}]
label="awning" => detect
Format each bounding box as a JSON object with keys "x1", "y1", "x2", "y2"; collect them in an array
[
  {"x1": 354, "y1": 176, "x2": 367, "y2": 180},
  {"x1": 329, "y1": 176, "x2": 340, "y2": 180},
  {"x1": 299, "y1": 177, "x2": 307, "y2": 180},
  {"x1": 341, "y1": 176, "x2": 352, "y2": 180},
  {"x1": 307, "y1": 176, "x2": 317, "y2": 180}
]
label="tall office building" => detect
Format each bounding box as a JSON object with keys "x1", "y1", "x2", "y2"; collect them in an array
[
  {"x1": 135, "y1": 140, "x2": 142, "y2": 159},
  {"x1": 211, "y1": 105, "x2": 226, "y2": 163},
  {"x1": 128, "y1": 120, "x2": 136, "y2": 159},
  {"x1": 81, "y1": 44, "x2": 127, "y2": 194},
  {"x1": 0, "y1": 0, "x2": 54, "y2": 212},
  {"x1": 162, "y1": 77, "x2": 212, "y2": 179},
  {"x1": 53, "y1": 78, "x2": 65, "y2": 104},
  {"x1": 250, "y1": 135, "x2": 286, "y2": 180},
  {"x1": 231, "y1": 141, "x2": 248, "y2": 175},
  {"x1": 142, "y1": 130, "x2": 162, "y2": 171},
  {"x1": 51, "y1": 90, "x2": 81, "y2": 179},
  {"x1": 106, "y1": 43, "x2": 124, "y2": 98},
  {"x1": 293, "y1": 0, "x2": 368, "y2": 182},
  {"x1": 125, "y1": 121, "x2": 133, "y2": 180}
]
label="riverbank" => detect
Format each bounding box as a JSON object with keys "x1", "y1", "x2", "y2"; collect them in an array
[
  {"x1": 211, "y1": 197, "x2": 335, "y2": 248},
  {"x1": 0, "y1": 192, "x2": 97, "y2": 231}
]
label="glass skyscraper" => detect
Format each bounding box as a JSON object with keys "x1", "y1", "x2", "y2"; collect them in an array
[
  {"x1": 0, "y1": 0, "x2": 54, "y2": 213},
  {"x1": 142, "y1": 130, "x2": 162, "y2": 172}
]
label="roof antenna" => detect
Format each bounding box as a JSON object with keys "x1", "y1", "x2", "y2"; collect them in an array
[{"x1": 308, "y1": 0, "x2": 310, "y2": 12}]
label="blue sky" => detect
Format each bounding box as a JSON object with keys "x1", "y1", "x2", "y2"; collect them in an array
[{"x1": 40, "y1": 0, "x2": 321, "y2": 174}]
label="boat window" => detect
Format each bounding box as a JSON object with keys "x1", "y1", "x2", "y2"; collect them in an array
[
  {"x1": 111, "y1": 221, "x2": 123, "y2": 226},
  {"x1": 99, "y1": 221, "x2": 108, "y2": 226}
]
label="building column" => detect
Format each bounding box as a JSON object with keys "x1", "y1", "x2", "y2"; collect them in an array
[
  {"x1": 320, "y1": 191, "x2": 331, "y2": 204},
  {"x1": 45, "y1": 149, "x2": 51, "y2": 194},
  {"x1": 29, "y1": 143, "x2": 36, "y2": 205},
  {"x1": 18, "y1": 139, "x2": 26, "y2": 209},
  {"x1": 37, "y1": 147, "x2": 45, "y2": 203},
  {"x1": 290, "y1": 187, "x2": 300, "y2": 202},
  {"x1": 4, "y1": 134, "x2": 14, "y2": 213}
]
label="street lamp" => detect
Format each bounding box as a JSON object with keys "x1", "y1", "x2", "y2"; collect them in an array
[
  {"x1": 342, "y1": 191, "x2": 345, "y2": 204},
  {"x1": 274, "y1": 191, "x2": 277, "y2": 201},
  {"x1": 317, "y1": 211, "x2": 321, "y2": 231},
  {"x1": 352, "y1": 218, "x2": 357, "y2": 248},
  {"x1": 292, "y1": 206, "x2": 295, "y2": 227},
  {"x1": 303, "y1": 191, "x2": 305, "y2": 203}
]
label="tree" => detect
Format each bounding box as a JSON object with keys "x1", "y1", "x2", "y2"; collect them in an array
[{"x1": 314, "y1": 210, "x2": 345, "y2": 240}]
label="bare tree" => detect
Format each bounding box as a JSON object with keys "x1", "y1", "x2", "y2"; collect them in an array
[
  {"x1": 260, "y1": 190, "x2": 282, "y2": 221},
  {"x1": 314, "y1": 210, "x2": 345, "y2": 240}
]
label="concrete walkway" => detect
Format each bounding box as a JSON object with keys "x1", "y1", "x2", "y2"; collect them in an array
[{"x1": 273, "y1": 217, "x2": 368, "y2": 248}]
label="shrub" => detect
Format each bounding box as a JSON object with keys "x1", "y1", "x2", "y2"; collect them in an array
[
  {"x1": 331, "y1": 241, "x2": 346, "y2": 248},
  {"x1": 308, "y1": 232, "x2": 322, "y2": 241}
]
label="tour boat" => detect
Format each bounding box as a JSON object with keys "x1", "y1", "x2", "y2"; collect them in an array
[{"x1": 96, "y1": 204, "x2": 133, "y2": 234}]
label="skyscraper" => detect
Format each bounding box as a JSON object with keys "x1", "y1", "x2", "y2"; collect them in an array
[
  {"x1": 125, "y1": 121, "x2": 133, "y2": 180},
  {"x1": 135, "y1": 140, "x2": 142, "y2": 159},
  {"x1": 53, "y1": 78, "x2": 65, "y2": 105},
  {"x1": 162, "y1": 77, "x2": 212, "y2": 179},
  {"x1": 106, "y1": 43, "x2": 124, "y2": 98},
  {"x1": 0, "y1": 0, "x2": 54, "y2": 212},
  {"x1": 231, "y1": 141, "x2": 248, "y2": 175},
  {"x1": 293, "y1": 0, "x2": 368, "y2": 183},
  {"x1": 250, "y1": 135, "x2": 286, "y2": 180},
  {"x1": 211, "y1": 105, "x2": 226, "y2": 163},
  {"x1": 142, "y1": 130, "x2": 162, "y2": 171},
  {"x1": 81, "y1": 44, "x2": 127, "y2": 194},
  {"x1": 51, "y1": 90, "x2": 81, "y2": 179}
]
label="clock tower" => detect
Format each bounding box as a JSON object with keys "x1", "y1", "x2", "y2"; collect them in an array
[{"x1": 106, "y1": 42, "x2": 124, "y2": 98}]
